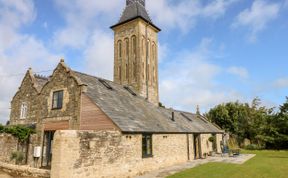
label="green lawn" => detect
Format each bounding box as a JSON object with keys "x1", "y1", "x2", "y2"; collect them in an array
[{"x1": 168, "y1": 150, "x2": 288, "y2": 178}]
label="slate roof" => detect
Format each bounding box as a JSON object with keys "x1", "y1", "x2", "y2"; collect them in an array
[
  {"x1": 111, "y1": 0, "x2": 161, "y2": 31},
  {"x1": 34, "y1": 75, "x2": 48, "y2": 91},
  {"x1": 73, "y1": 71, "x2": 223, "y2": 134}
]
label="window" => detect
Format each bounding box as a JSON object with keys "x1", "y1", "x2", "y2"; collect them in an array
[
  {"x1": 118, "y1": 40, "x2": 122, "y2": 58},
  {"x1": 20, "y1": 102, "x2": 28, "y2": 119},
  {"x1": 125, "y1": 39, "x2": 129, "y2": 80},
  {"x1": 126, "y1": 63, "x2": 129, "y2": 80},
  {"x1": 133, "y1": 59, "x2": 137, "y2": 81},
  {"x1": 118, "y1": 66, "x2": 122, "y2": 81},
  {"x1": 124, "y1": 86, "x2": 137, "y2": 96},
  {"x1": 99, "y1": 79, "x2": 113, "y2": 90},
  {"x1": 52, "y1": 90, "x2": 63, "y2": 109},
  {"x1": 132, "y1": 36, "x2": 137, "y2": 81},
  {"x1": 142, "y1": 134, "x2": 153, "y2": 158},
  {"x1": 142, "y1": 37, "x2": 145, "y2": 56},
  {"x1": 125, "y1": 38, "x2": 129, "y2": 58},
  {"x1": 132, "y1": 36, "x2": 136, "y2": 57}
]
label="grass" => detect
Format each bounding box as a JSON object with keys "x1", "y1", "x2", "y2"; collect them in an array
[{"x1": 168, "y1": 150, "x2": 288, "y2": 178}]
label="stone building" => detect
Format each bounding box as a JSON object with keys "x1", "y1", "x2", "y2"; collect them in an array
[{"x1": 5, "y1": 0, "x2": 224, "y2": 177}]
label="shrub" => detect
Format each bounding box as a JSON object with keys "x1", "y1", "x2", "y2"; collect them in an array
[
  {"x1": 208, "y1": 136, "x2": 216, "y2": 143},
  {"x1": 11, "y1": 151, "x2": 24, "y2": 164},
  {"x1": 2, "y1": 125, "x2": 35, "y2": 142},
  {"x1": 0, "y1": 124, "x2": 4, "y2": 133},
  {"x1": 245, "y1": 144, "x2": 263, "y2": 150}
]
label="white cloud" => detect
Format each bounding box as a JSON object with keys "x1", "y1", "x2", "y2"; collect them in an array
[
  {"x1": 159, "y1": 38, "x2": 243, "y2": 113},
  {"x1": 84, "y1": 30, "x2": 114, "y2": 80},
  {"x1": 273, "y1": 78, "x2": 288, "y2": 89},
  {"x1": 227, "y1": 66, "x2": 249, "y2": 79},
  {"x1": 232, "y1": 0, "x2": 280, "y2": 42},
  {"x1": 52, "y1": 0, "x2": 121, "y2": 49},
  {"x1": 147, "y1": 0, "x2": 238, "y2": 33},
  {"x1": 49, "y1": 0, "x2": 125, "y2": 81},
  {"x1": 0, "y1": 0, "x2": 61, "y2": 124}
]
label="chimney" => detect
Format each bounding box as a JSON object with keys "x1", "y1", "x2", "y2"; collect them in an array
[
  {"x1": 196, "y1": 105, "x2": 200, "y2": 115},
  {"x1": 171, "y1": 111, "x2": 175, "y2": 122}
]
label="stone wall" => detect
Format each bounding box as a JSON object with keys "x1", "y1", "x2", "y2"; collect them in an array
[
  {"x1": 10, "y1": 69, "x2": 39, "y2": 126},
  {"x1": 39, "y1": 62, "x2": 83, "y2": 130},
  {"x1": 216, "y1": 134, "x2": 223, "y2": 153},
  {"x1": 199, "y1": 134, "x2": 223, "y2": 156},
  {"x1": 0, "y1": 133, "x2": 39, "y2": 167},
  {"x1": 200, "y1": 134, "x2": 213, "y2": 156},
  {"x1": 113, "y1": 18, "x2": 159, "y2": 105},
  {"x1": 51, "y1": 130, "x2": 193, "y2": 178},
  {"x1": 0, "y1": 161, "x2": 50, "y2": 178},
  {"x1": 0, "y1": 134, "x2": 18, "y2": 164}
]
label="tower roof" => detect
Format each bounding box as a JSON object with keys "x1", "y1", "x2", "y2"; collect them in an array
[{"x1": 111, "y1": 0, "x2": 161, "y2": 31}]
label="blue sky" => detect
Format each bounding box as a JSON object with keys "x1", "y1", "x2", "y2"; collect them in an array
[{"x1": 0, "y1": 0, "x2": 288, "y2": 124}]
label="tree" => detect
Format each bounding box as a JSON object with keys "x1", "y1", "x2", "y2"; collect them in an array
[{"x1": 206, "y1": 98, "x2": 275, "y2": 148}]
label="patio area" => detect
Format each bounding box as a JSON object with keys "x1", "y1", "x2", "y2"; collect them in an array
[{"x1": 136, "y1": 154, "x2": 256, "y2": 178}]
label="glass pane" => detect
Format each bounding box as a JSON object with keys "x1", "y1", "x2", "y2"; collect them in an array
[
  {"x1": 57, "y1": 91, "x2": 63, "y2": 108},
  {"x1": 52, "y1": 93, "x2": 58, "y2": 108}
]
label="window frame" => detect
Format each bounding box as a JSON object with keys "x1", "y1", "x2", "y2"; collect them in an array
[
  {"x1": 52, "y1": 90, "x2": 64, "y2": 110},
  {"x1": 20, "y1": 102, "x2": 28, "y2": 119},
  {"x1": 142, "y1": 134, "x2": 153, "y2": 158}
]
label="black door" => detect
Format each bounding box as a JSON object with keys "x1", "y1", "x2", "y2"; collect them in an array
[
  {"x1": 193, "y1": 134, "x2": 202, "y2": 159},
  {"x1": 41, "y1": 131, "x2": 55, "y2": 168}
]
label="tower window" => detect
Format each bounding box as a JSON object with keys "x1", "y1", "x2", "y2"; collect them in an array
[
  {"x1": 118, "y1": 66, "x2": 122, "y2": 81},
  {"x1": 20, "y1": 102, "x2": 28, "y2": 119},
  {"x1": 118, "y1": 41, "x2": 122, "y2": 58},
  {"x1": 125, "y1": 38, "x2": 129, "y2": 58},
  {"x1": 133, "y1": 60, "x2": 137, "y2": 81},
  {"x1": 132, "y1": 36, "x2": 136, "y2": 57},
  {"x1": 125, "y1": 39, "x2": 129, "y2": 80},
  {"x1": 152, "y1": 67, "x2": 155, "y2": 83},
  {"x1": 142, "y1": 37, "x2": 145, "y2": 57},
  {"x1": 126, "y1": 63, "x2": 129, "y2": 80},
  {"x1": 52, "y1": 90, "x2": 63, "y2": 109}
]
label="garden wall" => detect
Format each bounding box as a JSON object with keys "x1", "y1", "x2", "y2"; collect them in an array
[
  {"x1": 51, "y1": 130, "x2": 194, "y2": 178},
  {"x1": 0, "y1": 133, "x2": 18, "y2": 164}
]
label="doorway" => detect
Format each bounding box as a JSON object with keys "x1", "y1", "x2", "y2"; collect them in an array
[
  {"x1": 41, "y1": 131, "x2": 55, "y2": 168},
  {"x1": 193, "y1": 134, "x2": 202, "y2": 159}
]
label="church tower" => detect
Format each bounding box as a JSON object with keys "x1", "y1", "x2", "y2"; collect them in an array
[{"x1": 111, "y1": 0, "x2": 161, "y2": 105}]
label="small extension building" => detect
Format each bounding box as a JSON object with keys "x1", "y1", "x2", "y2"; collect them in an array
[{"x1": 6, "y1": 0, "x2": 224, "y2": 177}]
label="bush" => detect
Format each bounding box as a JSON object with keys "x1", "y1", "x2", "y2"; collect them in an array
[
  {"x1": 0, "y1": 124, "x2": 4, "y2": 133},
  {"x1": 11, "y1": 151, "x2": 24, "y2": 164},
  {"x1": 245, "y1": 144, "x2": 263, "y2": 150},
  {"x1": 208, "y1": 136, "x2": 216, "y2": 143},
  {"x1": 1, "y1": 125, "x2": 35, "y2": 142}
]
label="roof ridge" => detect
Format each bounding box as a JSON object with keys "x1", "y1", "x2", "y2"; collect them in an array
[
  {"x1": 34, "y1": 74, "x2": 48, "y2": 80},
  {"x1": 73, "y1": 70, "x2": 110, "y2": 82}
]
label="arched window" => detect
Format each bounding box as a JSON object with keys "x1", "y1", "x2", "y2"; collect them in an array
[
  {"x1": 125, "y1": 38, "x2": 129, "y2": 58},
  {"x1": 118, "y1": 66, "x2": 122, "y2": 82},
  {"x1": 125, "y1": 39, "x2": 129, "y2": 80},
  {"x1": 152, "y1": 43, "x2": 156, "y2": 84},
  {"x1": 147, "y1": 40, "x2": 150, "y2": 83},
  {"x1": 142, "y1": 62, "x2": 145, "y2": 81},
  {"x1": 118, "y1": 40, "x2": 122, "y2": 58},
  {"x1": 142, "y1": 37, "x2": 145, "y2": 57},
  {"x1": 132, "y1": 36, "x2": 137, "y2": 80},
  {"x1": 132, "y1": 36, "x2": 137, "y2": 57}
]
